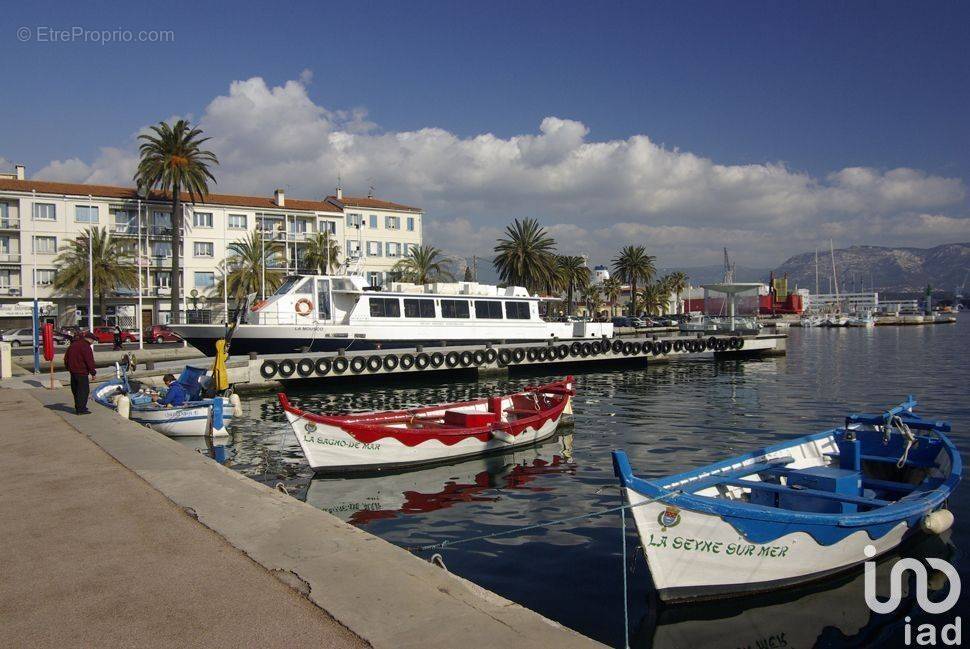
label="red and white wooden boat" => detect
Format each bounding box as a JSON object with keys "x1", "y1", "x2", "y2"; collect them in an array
[{"x1": 278, "y1": 377, "x2": 575, "y2": 472}]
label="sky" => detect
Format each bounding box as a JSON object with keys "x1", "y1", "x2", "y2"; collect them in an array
[{"x1": 1, "y1": 0, "x2": 968, "y2": 268}]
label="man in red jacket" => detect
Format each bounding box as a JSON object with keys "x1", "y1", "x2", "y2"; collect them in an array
[{"x1": 65, "y1": 332, "x2": 97, "y2": 414}]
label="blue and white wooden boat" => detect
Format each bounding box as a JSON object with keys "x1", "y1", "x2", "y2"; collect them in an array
[
  {"x1": 613, "y1": 397, "x2": 961, "y2": 602},
  {"x1": 94, "y1": 365, "x2": 236, "y2": 438}
]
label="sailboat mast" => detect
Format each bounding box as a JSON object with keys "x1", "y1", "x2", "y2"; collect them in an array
[
  {"x1": 830, "y1": 239, "x2": 840, "y2": 310},
  {"x1": 814, "y1": 248, "x2": 819, "y2": 296}
]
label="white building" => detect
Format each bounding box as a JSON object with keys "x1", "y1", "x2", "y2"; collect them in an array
[{"x1": 0, "y1": 167, "x2": 423, "y2": 326}]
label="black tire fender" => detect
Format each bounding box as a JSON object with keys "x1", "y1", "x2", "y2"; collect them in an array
[
  {"x1": 430, "y1": 352, "x2": 445, "y2": 368},
  {"x1": 296, "y1": 358, "x2": 314, "y2": 377},
  {"x1": 400, "y1": 353, "x2": 415, "y2": 370},
  {"x1": 383, "y1": 354, "x2": 400, "y2": 371},
  {"x1": 497, "y1": 349, "x2": 512, "y2": 366},
  {"x1": 460, "y1": 351, "x2": 475, "y2": 367},
  {"x1": 350, "y1": 357, "x2": 367, "y2": 373},
  {"x1": 415, "y1": 353, "x2": 431, "y2": 369},
  {"x1": 445, "y1": 351, "x2": 461, "y2": 368},
  {"x1": 260, "y1": 360, "x2": 278, "y2": 379},
  {"x1": 332, "y1": 357, "x2": 349, "y2": 373},
  {"x1": 315, "y1": 358, "x2": 332, "y2": 375},
  {"x1": 278, "y1": 359, "x2": 296, "y2": 377}
]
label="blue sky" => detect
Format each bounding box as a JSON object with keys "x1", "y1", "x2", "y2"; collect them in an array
[{"x1": 1, "y1": 1, "x2": 968, "y2": 266}]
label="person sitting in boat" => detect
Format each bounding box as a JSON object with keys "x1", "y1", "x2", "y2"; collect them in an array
[{"x1": 154, "y1": 373, "x2": 188, "y2": 407}]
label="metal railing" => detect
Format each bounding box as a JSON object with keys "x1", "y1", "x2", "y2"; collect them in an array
[
  {"x1": 0, "y1": 252, "x2": 22, "y2": 263},
  {"x1": 0, "y1": 285, "x2": 22, "y2": 296},
  {"x1": 0, "y1": 218, "x2": 21, "y2": 229}
]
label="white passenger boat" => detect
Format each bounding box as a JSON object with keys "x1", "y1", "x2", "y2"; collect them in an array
[
  {"x1": 613, "y1": 397, "x2": 961, "y2": 602},
  {"x1": 170, "y1": 275, "x2": 612, "y2": 356}
]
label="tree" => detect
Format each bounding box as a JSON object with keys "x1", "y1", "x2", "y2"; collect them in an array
[
  {"x1": 53, "y1": 227, "x2": 137, "y2": 325},
  {"x1": 303, "y1": 231, "x2": 341, "y2": 274},
  {"x1": 580, "y1": 284, "x2": 603, "y2": 318},
  {"x1": 215, "y1": 230, "x2": 285, "y2": 301},
  {"x1": 463, "y1": 266, "x2": 474, "y2": 282},
  {"x1": 493, "y1": 218, "x2": 557, "y2": 294},
  {"x1": 611, "y1": 245, "x2": 656, "y2": 315},
  {"x1": 392, "y1": 244, "x2": 455, "y2": 284},
  {"x1": 601, "y1": 277, "x2": 623, "y2": 317},
  {"x1": 664, "y1": 271, "x2": 689, "y2": 315},
  {"x1": 555, "y1": 255, "x2": 591, "y2": 316},
  {"x1": 134, "y1": 119, "x2": 218, "y2": 322},
  {"x1": 638, "y1": 282, "x2": 667, "y2": 316}
]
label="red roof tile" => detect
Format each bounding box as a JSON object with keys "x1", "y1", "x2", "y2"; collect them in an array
[
  {"x1": 0, "y1": 178, "x2": 343, "y2": 213},
  {"x1": 328, "y1": 195, "x2": 421, "y2": 212}
]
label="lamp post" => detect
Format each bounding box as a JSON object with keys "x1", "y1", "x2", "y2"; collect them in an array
[{"x1": 87, "y1": 195, "x2": 94, "y2": 331}]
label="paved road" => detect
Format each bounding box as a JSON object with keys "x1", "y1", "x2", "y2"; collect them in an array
[{"x1": 0, "y1": 390, "x2": 366, "y2": 649}]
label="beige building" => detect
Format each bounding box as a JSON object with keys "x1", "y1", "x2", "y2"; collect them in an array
[{"x1": 0, "y1": 167, "x2": 423, "y2": 327}]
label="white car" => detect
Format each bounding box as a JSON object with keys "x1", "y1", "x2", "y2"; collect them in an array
[{"x1": 1, "y1": 328, "x2": 36, "y2": 348}]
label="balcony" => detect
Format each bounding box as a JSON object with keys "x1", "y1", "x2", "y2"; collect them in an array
[
  {"x1": 0, "y1": 253, "x2": 22, "y2": 264},
  {"x1": 0, "y1": 285, "x2": 22, "y2": 296},
  {"x1": 0, "y1": 218, "x2": 21, "y2": 230},
  {"x1": 257, "y1": 229, "x2": 288, "y2": 242}
]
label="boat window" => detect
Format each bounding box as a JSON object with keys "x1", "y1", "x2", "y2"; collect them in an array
[
  {"x1": 440, "y1": 299, "x2": 470, "y2": 319},
  {"x1": 293, "y1": 278, "x2": 314, "y2": 294},
  {"x1": 474, "y1": 300, "x2": 503, "y2": 319},
  {"x1": 272, "y1": 276, "x2": 302, "y2": 296},
  {"x1": 369, "y1": 297, "x2": 401, "y2": 318},
  {"x1": 404, "y1": 298, "x2": 436, "y2": 318},
  {"x1": 317, "y1": 279, "x2": 331, "y2": 320},
  {"x1": 505, "y1": 301, "x2": 531, "y2": 319}
]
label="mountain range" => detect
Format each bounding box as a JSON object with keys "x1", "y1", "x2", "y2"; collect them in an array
[{"x1": 772, "y1": 243, "x2": 970, "y2": 294}]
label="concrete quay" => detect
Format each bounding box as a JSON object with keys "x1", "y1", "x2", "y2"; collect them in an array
[{"x1": 2, "y1": 387, "x2": 602, "y2": 649}]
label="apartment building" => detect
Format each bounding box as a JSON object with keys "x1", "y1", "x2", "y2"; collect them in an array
[{"x1": 0, "y1": 166, "x2": 422, "y2": 326}]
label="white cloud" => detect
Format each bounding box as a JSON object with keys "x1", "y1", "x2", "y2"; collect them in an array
[{"x1": 26, "y1": 73, "x2": 970, "y2": 267}]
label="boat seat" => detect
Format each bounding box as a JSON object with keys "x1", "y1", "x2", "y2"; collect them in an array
[
  {"x1": 505, "y1": 408, "x2": 540, "y2": 417},
  {"x1": 862, "y1": 477, "x2": 920, "y2": 494},
  {"x1": 824, "y1": 452, "x2": 936, "y2": 469},
  {"x1": 725, "y1": 479, "x2": 890, "y2": 508},
  {"x1": 683, "y1": 456, "x2": 795, "y2": 493}
]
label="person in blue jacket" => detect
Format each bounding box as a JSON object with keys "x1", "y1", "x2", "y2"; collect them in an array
[{"x1": 154, "y1": 373, "x2": 188, "y2": 407}]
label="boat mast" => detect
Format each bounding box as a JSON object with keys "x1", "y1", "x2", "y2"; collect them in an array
[{"x1": 830, "y1": 239, "x2": 840, "y2": 312}]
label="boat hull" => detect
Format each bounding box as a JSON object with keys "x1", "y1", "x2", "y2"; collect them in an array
[
  {"x1": 285, "y1": 406, "x2": 564, "y2": 472},
  {"x1": 169, "y1": 323, "x2": 610, "y2": 356},
  {"x1": 624, "y1": 488, "x2": 910, "y2": 601}
]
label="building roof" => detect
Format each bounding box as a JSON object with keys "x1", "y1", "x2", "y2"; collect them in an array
[
  {"x1": 0, "y1": 178, "x2": 343, "y2": 213},
  {"x1": 327, "y1": 194, "x2": 421, "y2": 213}
]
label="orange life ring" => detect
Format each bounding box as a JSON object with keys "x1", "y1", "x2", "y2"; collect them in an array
[{"x1": 295, "y1": 298, "x2": 313, "y2": 316}]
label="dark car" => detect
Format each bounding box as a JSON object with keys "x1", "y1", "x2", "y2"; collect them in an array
[
  {"x1": 611, "y1": 316, "x2": 632, "y2": 327},
  {"x1": 144, "y1": 324, "x2": 182, "y2": 344}
]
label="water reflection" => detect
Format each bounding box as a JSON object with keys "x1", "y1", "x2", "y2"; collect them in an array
[
  {"x1": 306, "y1": 434, "x2": 575, "y2": 526},
  {"x1": 223, "y1": 320, "x2": 969, "y2": 647}
]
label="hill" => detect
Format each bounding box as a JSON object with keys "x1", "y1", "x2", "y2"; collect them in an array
[{"x1": 773, "y1": 243, "x2": 970, "y2": 293}]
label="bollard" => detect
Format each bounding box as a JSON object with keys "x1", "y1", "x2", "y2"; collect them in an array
[
  {"x1": 145, "y1": 360, "x2": 155, "y2": 371},
  {"x1": 0, "y1": 341, "x2": 11, "y2": 379},
  {"x1": 416, "y1": 344, "x2": 424, "y2": 352},
  {"x1": 248, "y1": 351, "x2": 258, "y2": 360},
  {"x1": 338, "y1": 348, "x2": 346, "y2": 357}
]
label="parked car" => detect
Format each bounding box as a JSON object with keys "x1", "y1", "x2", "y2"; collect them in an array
[
  {"x1": 628, "y1": 317, "x2": 647, "y2": 328},
  {"x1": 611, "y1": 316, "x2": 632, "y2": 327},
  {"x1": 1, "y1": 327, "x2": 69, "y2": 347},
  {"x1": 89, "y1": 326, "x2": 139, "y2": 344},
  {"x1": 144, "y1": 324, "x2": 182, "y2": 344}
]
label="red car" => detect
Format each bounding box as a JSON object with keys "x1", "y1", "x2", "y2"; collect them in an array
[
  {"x1": 144, "y1": 324, "x2": 183, "y2": 344},
  {"x1": 89, "y1": 326, "x2": 139, "y2": 344}
]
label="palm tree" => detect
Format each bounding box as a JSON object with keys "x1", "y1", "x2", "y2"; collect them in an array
[
  {"x1": 493, "y1": 218, "x2": 557, "y2": 294},
  {"x1": 611, "y1": 245, "x2": 656, "y2": 316},
  {"x1": 134, "y1": 119, "x2": 219, "y2": 322},
  {"x1": 580, "y1": 284, "x2": 603, "y2": 318},
  {"x1": 53, "y1": 227, "x2": 137, "y2": 325},
  {"x1": 303, "y1": 231, "x2": 341, "y2": 274},
  {"x1": 638, "y1": 282, "x2": 668, "y2": 316},
  {"x1": 392, "y1": 244, "x2": 455, "y2": 284},
  {"x1": 601, "y1": 277, "x2": 623, "y2": 317},
  {"x1": 664, "y1": 271, "x2": 689, "y2": 315},
  {"x1": 215, "y1": 230, "x2": 285, "y2": 301},
  {"x1": 555, "y1": 255, "x2": 591, "y2": 315}
]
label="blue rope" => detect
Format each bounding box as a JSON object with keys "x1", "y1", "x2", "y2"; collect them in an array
[{"x1": 621, "y1": 490, "x2": 630, "y2": 649}]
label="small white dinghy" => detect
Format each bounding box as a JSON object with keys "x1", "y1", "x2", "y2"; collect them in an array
[
  {"x1": 613, "y1": 397, "x2": 961, "y2": 602},
  {"x1": 94, "y1": 364, "x2": 237, "y2": 437}
]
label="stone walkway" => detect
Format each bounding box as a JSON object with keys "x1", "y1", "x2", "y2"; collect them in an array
[{"x1": 0, "y1": 389, "x2": 366, "y2": 649}]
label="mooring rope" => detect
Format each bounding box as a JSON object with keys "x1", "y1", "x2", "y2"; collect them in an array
[{"x1": 407, "y1": 490, "x2": 678, "y2": 553}]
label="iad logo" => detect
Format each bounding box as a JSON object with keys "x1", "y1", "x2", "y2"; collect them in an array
[{"x1": 863, "y1": 544, "x2": 962, "y2": 645}]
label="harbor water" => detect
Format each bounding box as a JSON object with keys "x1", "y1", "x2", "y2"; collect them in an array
[{"x1": 221, "y1": 319, "x2": 968, "y2": 648}]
